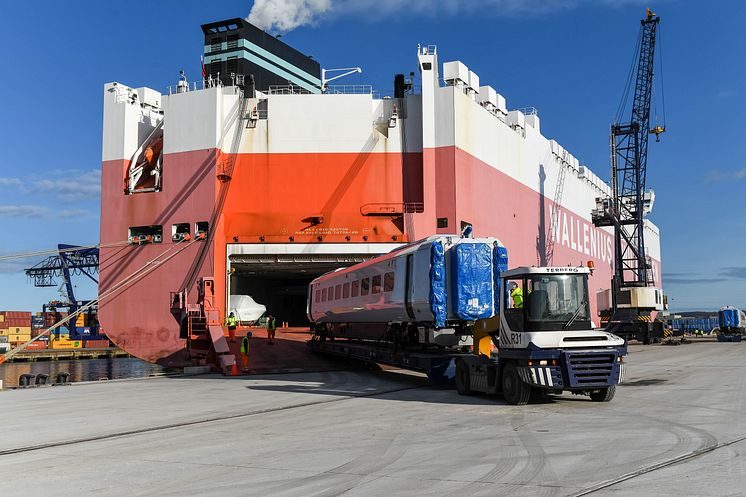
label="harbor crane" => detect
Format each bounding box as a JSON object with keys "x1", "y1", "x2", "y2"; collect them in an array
[
  {"x1": 592, "y1": 8, "x2": 666, "y2": 344},
  {"x1": 25, "y1": 244, "x2": 100, "y2": 339}
]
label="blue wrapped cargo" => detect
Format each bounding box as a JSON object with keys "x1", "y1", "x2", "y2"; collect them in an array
[
  {"x1": 718, "y1": 306, "x2": 744, "y2": 342},
  {"x1": 719, "y1": 308, "x2": 739, "y2": 329},
  {"x1": 451, "y1": 243, "x2": 494, "y2": 321},
  {"x1": 430, "y1": 241, "x2": 447, "y2": 328},
  {"x1": 493, "y1": 245, "x2": 509, "y2": 313}
]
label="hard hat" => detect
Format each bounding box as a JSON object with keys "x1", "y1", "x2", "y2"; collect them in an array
[{"x1": 245, "y1": 331, "x2": 253, "y2": 338}]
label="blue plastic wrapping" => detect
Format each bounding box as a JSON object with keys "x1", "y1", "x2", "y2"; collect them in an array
[
  {"x1": 493, "y1": 245, "x2": 509, "y2": 314},
  {"x1": 451, "y1": 242, "x2": 494, "y2": 320},
  {"x1": 719, "y1": 308, "x2": 741, "y2": 329},
  {"x1": 430, "y1": 241, "x2": 447, "y2": 328}
]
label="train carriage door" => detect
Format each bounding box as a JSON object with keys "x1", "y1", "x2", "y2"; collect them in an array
[{"x1": 405, "y1": 254, "x2": 415, "y2": 319}]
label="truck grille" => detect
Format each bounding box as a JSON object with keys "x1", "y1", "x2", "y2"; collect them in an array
[{"x1": 564, "y1": 352, "x2": 616, "y2": 387}]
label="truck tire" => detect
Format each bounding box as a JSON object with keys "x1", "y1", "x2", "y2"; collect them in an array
[
  {"x1": 455, "y1": 359, "x2": 472, "y2": 395},
  {"x1": 502, "y1": 362, "x2": 530, "y2": 405},
  {"x1": 589, "y1": 385, "x2": 616, "y2": 402}
]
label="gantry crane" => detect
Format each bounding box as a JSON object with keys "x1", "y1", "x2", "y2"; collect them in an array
[
  {"x1": 592, "y1": 8, "x2": 666, "y2": 343},
  {"x1": 25, "y1": 244, "x2": 101, "y2": 339}
]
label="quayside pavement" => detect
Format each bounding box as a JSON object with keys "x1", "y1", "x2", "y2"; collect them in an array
[{"x1": 1, "y1": 340, "x2": 745, "y2": 496}]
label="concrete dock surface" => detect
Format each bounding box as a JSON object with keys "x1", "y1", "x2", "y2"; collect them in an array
[{"x1": 1, "y1": 340, "x2": 746, "y2": 496}]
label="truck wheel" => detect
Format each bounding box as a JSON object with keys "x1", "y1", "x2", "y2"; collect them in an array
[
  {"x1": 589, "y1": 385, "x2": 616, "y2": 402},
  {"x1": 455, "y1": 360, "x2": 472, "y2": 395},
  {"x1": 502, "y1": 362, "x2": 530, "y2": 405}
]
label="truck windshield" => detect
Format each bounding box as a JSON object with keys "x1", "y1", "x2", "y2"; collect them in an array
[{"x1": 525, "y1": 274, "x2": 589, "y2": 324}]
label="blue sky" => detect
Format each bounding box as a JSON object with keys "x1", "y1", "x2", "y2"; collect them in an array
[{"x1": 0, "y1": 0, "x2": 743, "y2": 312}]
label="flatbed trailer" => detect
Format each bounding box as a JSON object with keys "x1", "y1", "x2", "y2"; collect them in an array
[{"x1": 308, "y1": 335, "x2": 463, "y2": 385}]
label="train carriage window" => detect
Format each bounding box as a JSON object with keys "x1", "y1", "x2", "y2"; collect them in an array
[
  {"x1": 315, "y1": 290, "x2": 320, "y2": 303},
  {"x1": 343, "y1": 283, "x2": 350, "y2": 298},
  {"x1": 321, "y1": 288, "x2": 327, "y2": 302},
  {"x1": 335, "y1": 285, "x2": 341, "y2": 300},
  {"x1": 351, "y1": 280, "x2": 359, "y2": 297},
  {"x1": 372, "y1": 275, "x2": 382, "y2": 294},
  {"x1": 361, "y1": 278, "x2": 370, "y2": 296},
  {"x1": 384, "y1": 272, "x2": 395, "y2": 292}
]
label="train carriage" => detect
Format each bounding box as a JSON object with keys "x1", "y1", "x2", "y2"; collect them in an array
[{"x1": 308, "y1": 235, "x2": 506, "y2": 346}]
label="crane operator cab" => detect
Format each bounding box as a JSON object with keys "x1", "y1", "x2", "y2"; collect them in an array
[{"x1": 456, "y1": 266, "x2": 627, "y2": 405}]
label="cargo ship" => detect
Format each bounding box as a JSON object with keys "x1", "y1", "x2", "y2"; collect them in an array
[{"x1": 99, "y1": 17, "x2": 662, "y2": 368}]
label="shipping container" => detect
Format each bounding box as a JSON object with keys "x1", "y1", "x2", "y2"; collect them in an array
[
  {"x1": 84, "y1": 339, "x2": 112, "y2": 348},
  {"x1": 49, "y1": 339, "x2": 82, "y2": 349},
  {"x1": 24, "y1": 341, "x2": 48, "y2": 350},
  {"x1": 7, "y1": 326, "x2": 32, "y2": 334}
]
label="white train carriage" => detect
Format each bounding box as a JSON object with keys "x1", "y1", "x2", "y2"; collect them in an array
[{"x1": 307, "y1": 235, "x2": 507, "y2": 346}]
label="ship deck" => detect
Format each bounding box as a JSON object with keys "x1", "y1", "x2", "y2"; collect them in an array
[{"x1": 1, "y1": 339, "x2": 744, "y2": 496}]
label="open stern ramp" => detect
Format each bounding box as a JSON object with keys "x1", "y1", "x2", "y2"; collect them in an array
[{"x1": 226, "y1": 243, "x2": 401, "y2": 327}]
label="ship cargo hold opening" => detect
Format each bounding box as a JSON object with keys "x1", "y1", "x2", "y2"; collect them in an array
[{"x1": 226, "y1": 245, "x2": 399, "y2": 327}]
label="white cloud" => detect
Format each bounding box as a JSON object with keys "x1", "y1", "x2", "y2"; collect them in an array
[
  {"x1": 0, "y1": 205, "x2": 91, "y2": 220},
  {"x1": 249, "y1": 0, "x2": 332, "y2": 32},
  {"x1": 0, "y1": 205, "x2": 50, "y2": 218},
  {"x1": 0, "y1": 178, "x2": 22, "y2": 187},
  {"x1": 31, "y1": 169, "x2": 101, "y2": 202},
  {"x1": 248, "y1": 0, "x2": 648, "y2": 32},
  {"x1": 59, "y1": 209, "x2": 91, "y2": 219},
  {"x1": 0, "y1": 169, "x2": 101, "y2": 202},
  {"x1": 707, "y1": 167, "x2": 746, "y2": 182}
]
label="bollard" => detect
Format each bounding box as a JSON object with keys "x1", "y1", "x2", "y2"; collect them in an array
[
  {"x1": 35, "y1": 374, "x2": 50, "y2": 386},
  {"x1": 19, "y1": 374, "x2": 35, "y2": 387},
  {"x1": 55, "y1": 372, "x2": 70, "y2": 385}
]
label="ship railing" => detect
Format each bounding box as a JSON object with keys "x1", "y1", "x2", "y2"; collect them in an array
[
  {"x1": 267, "y1": 85, "x2": 315, "y2": 95},
  {"x1": 268, "y1": 84, "x2": 380, "y2": 98},
  {"x1": 516, "y1": 106, "x2": 539, "y2": 116},
  {"x1": 325, "y1": 85, "x2": 378, "y2": 98},
  {"x1": 166, "y1": 77, "x2": 226, "y2": 95},
  {"x1": 419, "y1": 45, "x2": 437, "y2": 55}
]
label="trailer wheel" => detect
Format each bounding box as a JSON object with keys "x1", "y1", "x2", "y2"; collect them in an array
[
  {"x1": 589, "y1": 385, "x2": 616, "y2": 402},
  {"x1": 502, "y1": 362, "x2": 530, "y2": 405},
  {"x1": 455, "y1": 360, "x2": 472, "y2": 395}
]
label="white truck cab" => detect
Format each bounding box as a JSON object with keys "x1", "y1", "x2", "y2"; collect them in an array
[{"x1": 456, "y1": 266, "x2": 627, "y2": 405}]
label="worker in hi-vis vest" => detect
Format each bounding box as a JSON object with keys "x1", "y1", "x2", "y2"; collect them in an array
[
  {"x1": 266, "y1": 314, "x2": 276, "y2": 345},
  {"x1": 510, "y1": 282, "x2": 523, "y2": 309},
  {"x1": 240, "y1": 331, "x2": 252, "y2": 372},
  {"x1": 225, "y1": 312, "x2": 238, "y2": 343}
]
